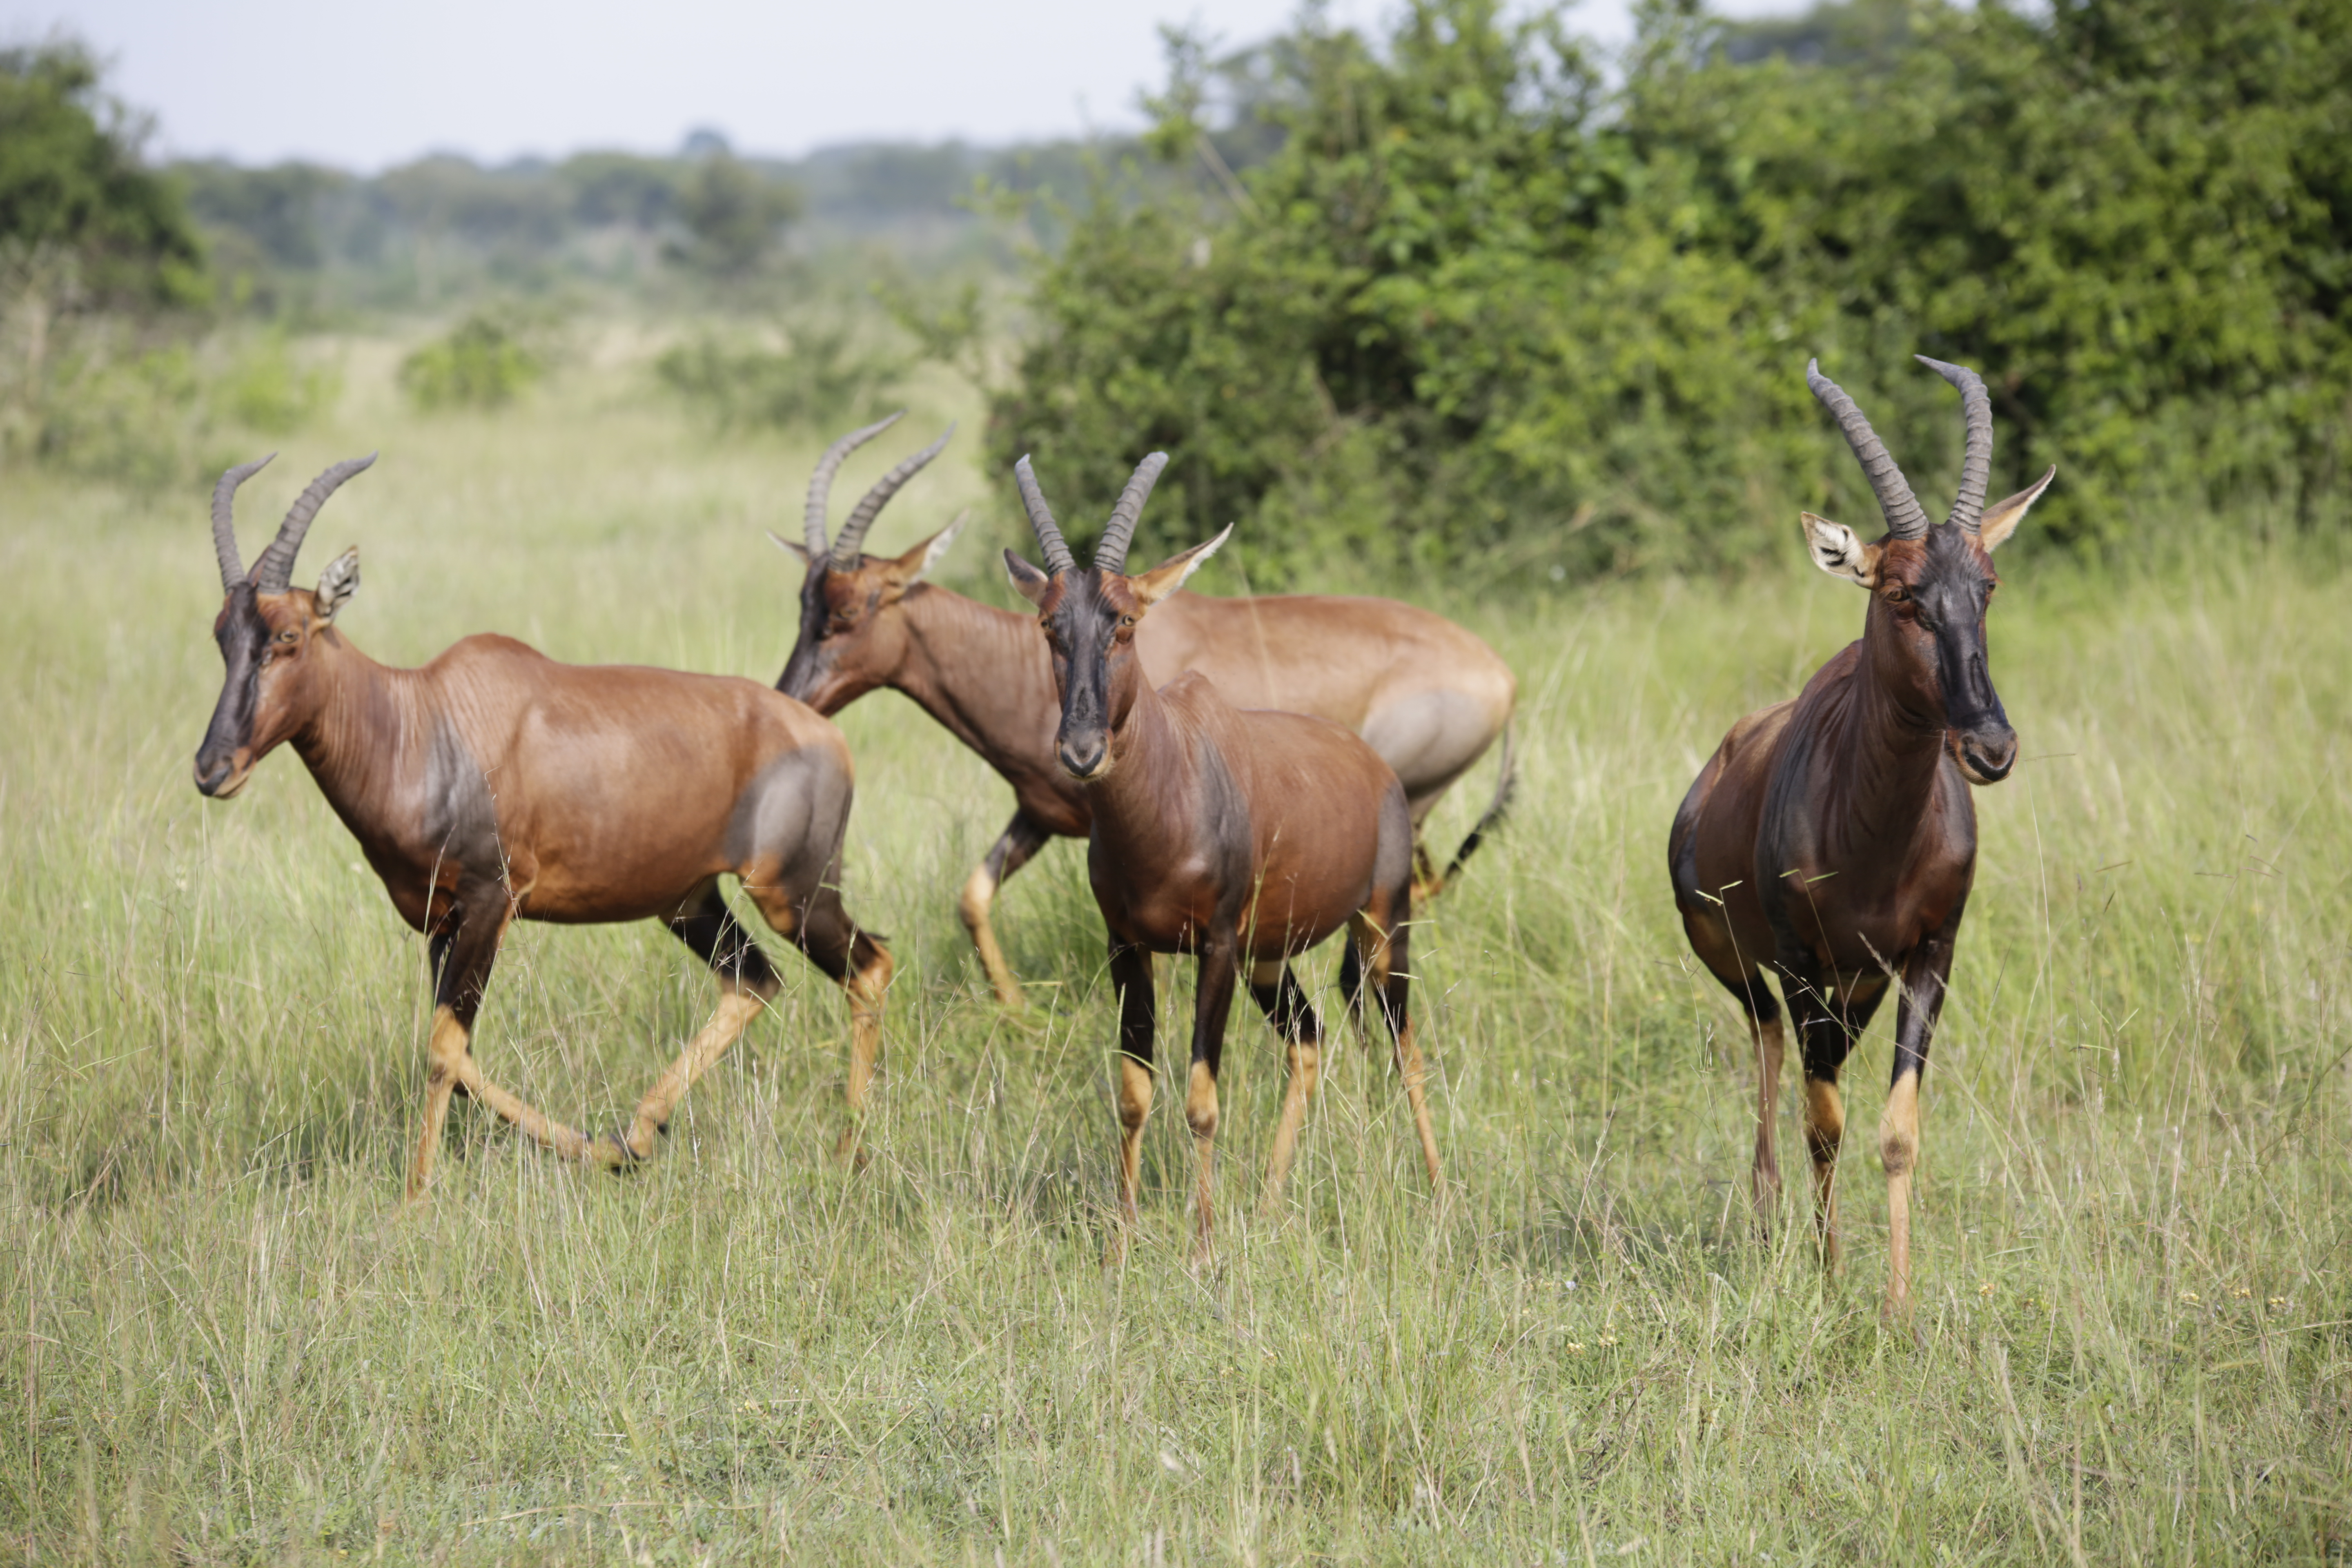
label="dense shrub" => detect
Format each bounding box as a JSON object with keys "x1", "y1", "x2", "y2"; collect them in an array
[
  {"x1": 398, "y1": 311, "x2": 547, "y2": 410},
  {"x1": 990, "y1": 0, "x2": 2352, "y2": 582},
  {"x1": 654, "y1": 319, "x2": 906, "y2": 432}
]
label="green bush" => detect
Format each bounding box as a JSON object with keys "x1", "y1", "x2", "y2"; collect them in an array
[
  {"x1": 398, "y1": 311, "x2": 544, "y2": 410},
  {"x1": 654, "y1": 318, "x2": 905, "y2": 432},
  {"x1": 989, "y1": 0, "x2": 2352, "y2": 583}
]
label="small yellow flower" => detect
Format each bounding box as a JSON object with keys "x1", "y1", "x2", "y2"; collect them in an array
[
  {"x1": 2178, "y1": 1290, "x2": 2201, "y2": 1305},
  {"x1": 2268, "y1": 1296, "x2": 2290, "y2": 1310},
  {"x1": 2232, "y1": 1286, "x2": 2252, "y2": 1300},
  {"x1": 1565, "y1": 1341, "x2": 1585, "y2": 1355},
  {"x1": 1598, "y1": 1334, "x2": 1619, "y2": 1348},
  {"x1": 1978, "y1": 1281, "x2": 1997, "y2": 1298}
]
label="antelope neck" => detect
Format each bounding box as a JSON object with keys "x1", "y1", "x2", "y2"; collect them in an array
[
  {"x1": 287, "y1": 633, "x2": 434, "y2": 835},
  {"x1": 890, "y1": 586, "x2": 1064, "y2": 761},
  {"x1": 1820, "y1": 625, "x2": 1953, "y2": 855}
]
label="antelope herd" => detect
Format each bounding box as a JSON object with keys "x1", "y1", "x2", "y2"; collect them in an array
[{"x1": 193, "y1": 354, "x2": 2046, "y2": 1315}]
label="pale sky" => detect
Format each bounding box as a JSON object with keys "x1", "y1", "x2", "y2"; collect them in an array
[{"x1": 2, "y1": 0, "x2": 1796, "y2": 172}]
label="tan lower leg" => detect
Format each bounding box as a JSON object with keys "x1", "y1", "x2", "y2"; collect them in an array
[
  {"x1": 1264, "y1": 1038, "x2": 1322, "y2": 1203},
  {"x1": 1185, "y1": 1061, "x2": 1219, "y2": 1254},
  {"x1": 405, "y1": 1007, "x2": 470, "y2": 1201},
  {"x1": 1880, "y1": 1073, "x2": 1921, "y2": 1315},
  {"x1": 1115, "y1": 1056, "x2": 1154, "y2": 1223},
  {"x1": 620, "y1": 987, "x2": 768, "y2": 1160},
  {"x1": 1804, "y1": 1076, "x2": 1845, "y2": 1267},
  {"x1": 1393, "y1": 1025, "x2": 1443, "y2": 1189},
  {"x1": 1751, "y1": 1017, "x2": 1786, "y2": 1219},
  {"x1": 833, "y1": 950, "x2": 894, "y2": 1164},
  {"x1": 452, "y1": 1062, "x2": 601, "y2": 1165},
  {"x1": 958, "y1": 865, "x2": 1022, "y2": 1010}
]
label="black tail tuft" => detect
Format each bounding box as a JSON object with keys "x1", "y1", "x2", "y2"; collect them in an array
[{"x1": 1435, "y1": 722, "x2": 1517, "y2": 891}]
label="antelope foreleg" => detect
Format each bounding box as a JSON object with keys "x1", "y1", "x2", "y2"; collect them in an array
[
  {"x1": 1880, "y1": 1071, "x2": 1920, "y2": 1316},
  {"x1": 407, "y1": 1006, "x2": 469, "y2": 1202},
  {"x1": 1803, "y1": 1076, "x2": 1846, "y2": 1265}
]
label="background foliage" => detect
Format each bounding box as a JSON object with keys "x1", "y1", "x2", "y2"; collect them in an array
[{"x1": 991, "y1": 0, "x2": 2352, "y2": 581}]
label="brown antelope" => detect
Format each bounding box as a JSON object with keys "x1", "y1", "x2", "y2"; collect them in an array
[
  {"x1": 1003, "y1": 453, "x2": 1442, "y2": 1257},
  {"x1": 1669, "y1": 356, "x2": 2055, "y2": 1315},
  {"x1": 193, "y1": 455, "x2": 893, "y2": 1197},
  {"x1": 775, "y1": 416, "x2": 1516, "y2": 1008}
]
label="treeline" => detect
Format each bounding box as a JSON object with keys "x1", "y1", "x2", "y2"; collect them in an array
[
  {"x1": 991, "y1": 0, "x2": 2352, "y2": 580},
  {"x1": 178, "y1": 137, "x2": 1100, "y2": 314}
]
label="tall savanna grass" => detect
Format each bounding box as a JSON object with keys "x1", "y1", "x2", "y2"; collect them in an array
[{"x1": 1, "y1": 334, "x2": 2347, "y2": 1562}]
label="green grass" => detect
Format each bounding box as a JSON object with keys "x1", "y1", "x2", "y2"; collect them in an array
[{"x1": 2, "y1": 333, "x2": 2349, "y2": 1563}]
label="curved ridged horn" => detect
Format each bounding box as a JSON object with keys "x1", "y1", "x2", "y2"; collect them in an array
[
  {"x1": 831, "y1": 423, "x2": 954, "y2": 566},
  {"x1": 804, "y1": 411, "x2": 906, "y2": 558},
  {"x1": 210, "y1": 454, "x2": 274, "y2": 591},
  {"x1": 252, "y1": 454, "x2": 377, "y2": 592},
  {"x1": 1807, "y1": 359, "x2": 1929, "y2": 541},
  {"x1": 1013, "y1": 455, "x2": 1076, "y2": 576},
  {"x1": 1915, "y1": 354, "x2": 1993, "y2": 534},
  {"x1": 1093, "y1": 452, "x2": 1169, "y2": 575}
]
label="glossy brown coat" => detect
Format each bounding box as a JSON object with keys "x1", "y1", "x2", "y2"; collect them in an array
[
  {"x1": 193, "y1": 458, "x2": 891, "y2": 1198},
  {"x1": 1007, "y1": 455, "x2": 1442, "y2": 1256},
  {"x1": 779, "y1": 494, "x2": 1514, "y2": 1007},
  {"x1": 1669, "y1": 359, "x2": 2053, "y2": 1314}
]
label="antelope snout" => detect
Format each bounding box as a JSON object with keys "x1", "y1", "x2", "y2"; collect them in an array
[
  {"x1": 1955, "y1": 726, "x2": 2017, "y2": 786},
  {"x1": 1057, "y1": 732, "x2": 1110, "y2": 781},
  {"x1": 193, "y1": 748, "x2": 246, "y2": 799}
]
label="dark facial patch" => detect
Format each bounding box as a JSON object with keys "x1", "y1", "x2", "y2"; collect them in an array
[
  {"x1": 194, "y1": 582, "x2": 271, "y2": 795},
  {"x1": 1880, "y1": 526, "x2": 2013, "y2": 759},
  {"x1": 1039, "y1": 569, "x2": 1138, "y2": 779}
]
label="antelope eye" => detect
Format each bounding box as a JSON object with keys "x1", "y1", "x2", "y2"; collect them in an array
[
  {"x1": 1884, "y1": 584, "x2": 1909, "y2": 604},
  {"x1": 276, "y1": 628, "x2": 298, "y2": 643},
  {"x1": 1118, "y1": 615, "x2": 1135, "y2": 629}
]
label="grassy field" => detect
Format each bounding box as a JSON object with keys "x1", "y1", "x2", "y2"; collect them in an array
[{"x1": 2, "y1": 333, "x2": 2349, "y2": 1564}]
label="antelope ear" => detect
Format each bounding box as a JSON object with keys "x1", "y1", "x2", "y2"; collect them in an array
[
  {"x1": 314, "y1": 547, "x2": 360, "y2": 621},
  {"x1": 765, "y1": 530, "x2": 811, "y2": 568},
  {"x1": 1128, "y1": 523, "x2": 1232, "y2": 609},
  {"x1": 890, "y1": 510, "x2": 969, "y2": 586},
  {"x1": 1004, "y1": 548, "x2": 1052, "y2": 607},
  {"x1": 1802, "y1": 513, "x2": 1878, "y2": 588},
  {"x1": 1979, "y1": 465, "x2": 2055, "y2": 552}
]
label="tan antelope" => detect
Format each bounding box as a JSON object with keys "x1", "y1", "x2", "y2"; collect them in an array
[
  {"x1": 774, "y1": 416, "x2": 1516, "y2": 1008},
  {"x1": 193, "y1": 455, "x2": 893, "y2": 1196},
  {"x1": 1669, "y1": 357, "x2": 2054, "y2": 1315},
  {"x1": 1004, "y1": 454, "x2": 1441, "y2": 1257}
]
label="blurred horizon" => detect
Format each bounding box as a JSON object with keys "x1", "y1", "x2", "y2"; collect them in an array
[{"x1": 0, "y1": 0, "x2": 1801, "y2": 172}]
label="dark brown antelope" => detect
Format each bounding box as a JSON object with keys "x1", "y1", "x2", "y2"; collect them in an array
[
  {"x1": 1669, "y1": 356, "x2": 2055, "y2": 1314},
  {"x1": 194, "y1": 455, "x2": 893, "y2": 1197},
  {"x1": 776, "y1": 416, "x2": 1516, "y2": 1008},
  {"x1": 1003, "y1": 453, "x2": 1441, "y2": 1256}
]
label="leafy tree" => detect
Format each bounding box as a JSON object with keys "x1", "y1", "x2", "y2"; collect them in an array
[
  {"x1": 0, "y1": 40, "x2": 204, "y2": 308},
  {"x1": 670, "y1": 152, "x2": 802, "y2": 277},
  {"x1": 991, "y1": 0, "x2": 2352, "y2": 582}
]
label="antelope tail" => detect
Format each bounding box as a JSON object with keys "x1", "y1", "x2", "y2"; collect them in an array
[{"x1": 1438, "y1": 721, "x2": 1517, "y2": 890}]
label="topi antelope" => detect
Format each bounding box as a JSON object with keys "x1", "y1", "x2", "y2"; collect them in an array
[
  {"x1": 1669, "y1": 357, "x2": 2055, "y2": 1315},
  {"x1": 1004, "y1": 454, "x2": 1442, "y2": 1257},
  {"x1": 193, "y1": 455, "x2": 893, "y2": 1197},
  {"x1": 776, "y1": 415, "x2": 1516, "y2": 1009}
]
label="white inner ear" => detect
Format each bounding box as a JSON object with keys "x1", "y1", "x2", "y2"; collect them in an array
[
  {"x1": 1004, "y1": 550, "x2": 1051, "y2": 606},
  {"x1": 314, "y1": 547, "x2": 361, "y2": 620},
  {"x1": 1135, "y1": 523, "x2": 1234, "y2": 606},
  {"x1": 1978, "y1": 465, "x2": 2056, "y2": 552},
  {"x1": 911, "y1": 511, "x2": 970, "y2": 584},
  {"x1": 1801, "y1": 513, "x2": 1874, "y2": 587},
  {"x1": 765, "y1": 531, "x2": 811, "y2": 566}
]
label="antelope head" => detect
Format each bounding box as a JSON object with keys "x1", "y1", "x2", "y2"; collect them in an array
[
  {"x1": 773, "y1": 413, "x2": 960, "y2": 713},
  {"x1": 1799, "y1": 358, "x2": 2056, "y2": 786},
  {"x1": 193, "y1": 453, "x2": 376, "y2": 798},
  {"x1": 1002, "y1": 452, "x2": 1228, "y2": 782}
]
